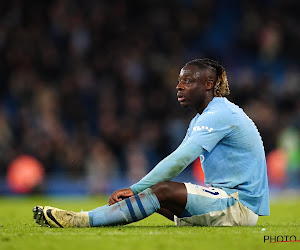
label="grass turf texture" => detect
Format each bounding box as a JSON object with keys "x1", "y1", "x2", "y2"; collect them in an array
[{"x1": 0, "y1": 196, "x2": 300, "y2": 250}]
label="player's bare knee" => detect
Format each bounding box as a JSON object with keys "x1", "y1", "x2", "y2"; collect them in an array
[{"x1": 151, "y1": 182, "x2": 174, "y2": 202}]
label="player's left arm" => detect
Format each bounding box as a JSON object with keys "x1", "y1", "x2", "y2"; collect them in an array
[
  {"x1": 108, "y1": 188, "x2": 134, "y2": 205},
  {"x1": 108, "y1": 140, "x2": 203, "y2": 205},
  {"x1": 130, "y1": 140, "x2": 204, "y2": 194}
]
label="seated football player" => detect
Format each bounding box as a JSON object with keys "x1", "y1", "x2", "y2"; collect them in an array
[{"x1": 33, "y1": 58, "x2": 269, "y2": 228}]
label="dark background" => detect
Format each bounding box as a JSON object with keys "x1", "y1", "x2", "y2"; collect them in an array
[{"x1": 0, "y1": 0, "x2": 299, "y2": 195}]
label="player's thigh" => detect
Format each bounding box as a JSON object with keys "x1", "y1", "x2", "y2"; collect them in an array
[
  {"x1": 183, "y1": 183, "x2": 234, "y2": 216},
  {"x1": 176, "y1": 182, "x2": 258, "y2": 226}
]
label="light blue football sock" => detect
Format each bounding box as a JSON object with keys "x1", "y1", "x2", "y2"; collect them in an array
[{"x1": 88, "y1": 188, "x2": 160, "y2": 227}]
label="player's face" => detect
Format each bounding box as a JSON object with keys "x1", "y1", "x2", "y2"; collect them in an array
[{"x1": 176, "y1": 65, "x2": 209, "y2": 110}]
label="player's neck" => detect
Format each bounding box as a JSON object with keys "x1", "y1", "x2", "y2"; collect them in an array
[{"x1": 196, "y1": 94, "x2": 214, "y2": 114}]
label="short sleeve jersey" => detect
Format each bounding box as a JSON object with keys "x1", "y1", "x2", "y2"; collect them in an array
[{"x1": 182, "y1": 97, "x2": 269, "y2": 216}]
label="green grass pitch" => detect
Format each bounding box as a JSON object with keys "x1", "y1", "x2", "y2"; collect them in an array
[{"x1": 0, "y1": 195, "x2": 300, "y2": 250}]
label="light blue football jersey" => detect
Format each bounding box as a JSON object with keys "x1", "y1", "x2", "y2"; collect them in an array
[{"x1": 183, "y1": 97, "x2": 270, "y2": 216}]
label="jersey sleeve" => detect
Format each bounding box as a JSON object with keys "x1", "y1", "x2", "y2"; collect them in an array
[
  {"x1": 188, "y1": 110, "x2": 234, "y2": 152},
  {"x1": 130, "y1": 140, "x2": 204, "y2": 194}
]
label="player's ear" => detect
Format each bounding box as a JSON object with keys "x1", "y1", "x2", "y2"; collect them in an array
[{"x1": 206, "y1": 78, "x2": 214, "y2": 91}]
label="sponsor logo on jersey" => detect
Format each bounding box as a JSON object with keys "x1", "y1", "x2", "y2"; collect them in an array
[{"x1": 193, "y1": 126, "x2": 213, "y2": 133}]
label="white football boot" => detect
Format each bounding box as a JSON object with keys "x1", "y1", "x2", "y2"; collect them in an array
[{"x1": 33, "y1": 206, "x2": 91, "y2": 228}]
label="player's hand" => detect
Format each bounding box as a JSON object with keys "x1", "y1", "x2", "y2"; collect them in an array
[{"x1": 108, "y1": 188, "x2": 134, "y2": 205}]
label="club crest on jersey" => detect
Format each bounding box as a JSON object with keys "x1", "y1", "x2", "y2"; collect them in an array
[{"x1": 193, "y1": 126, "x2": 213, "y2": 133}]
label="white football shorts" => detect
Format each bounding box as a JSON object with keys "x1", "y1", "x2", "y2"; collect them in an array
[{"x1": 174, "y1": 182, "x2": 258, "y2": 227}]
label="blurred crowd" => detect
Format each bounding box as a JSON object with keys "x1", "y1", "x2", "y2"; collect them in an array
[{"x1": 0, "y1": 0, "x2": 299, "y2": 193}]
